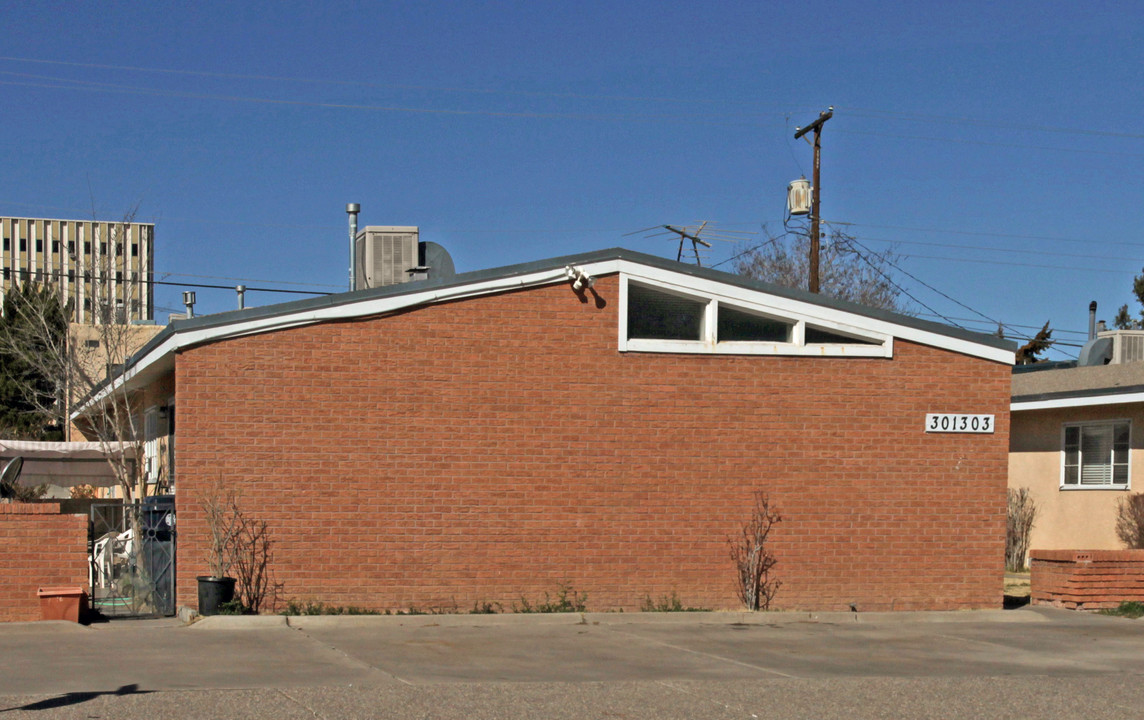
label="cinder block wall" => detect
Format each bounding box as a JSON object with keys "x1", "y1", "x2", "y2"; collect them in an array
[
  {"x1": 0, "y1": 504, "x2": 89, "y2": 622},
  {"x1": 1031, "y1": 549, "x2": 1144, "y2": 609},
  {"x1": 174, "y1": 275, "x2": 1011, "y2": 612}
]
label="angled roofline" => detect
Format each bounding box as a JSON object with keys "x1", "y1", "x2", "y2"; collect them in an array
[
  {"x1": 132, "y1": 246, "x2": 1016, "y2": 359},
  {"x1": 76, "y1": 247, "x2": 1015, "y2": 417}
]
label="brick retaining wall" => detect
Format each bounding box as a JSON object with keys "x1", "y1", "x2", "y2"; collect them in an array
[
  {"x1": 0, "y1": 503, "x2": 89, "y2": 622},
  {"x1": 1030, "y1": 549, "x2": 1144, "y2": 610}
]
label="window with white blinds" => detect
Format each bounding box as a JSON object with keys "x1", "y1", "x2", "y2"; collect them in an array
[{"x1": 1063, "y1": 421, "x2": 1130, "y2": 487}]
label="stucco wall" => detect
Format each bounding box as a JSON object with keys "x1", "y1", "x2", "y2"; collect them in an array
[
  {"x1": 1009, "y1": 403, "x2": 1144, "y2": 551},
  {"x1": 173, "y1": 275, "x2": 1011, "y2": 612}
]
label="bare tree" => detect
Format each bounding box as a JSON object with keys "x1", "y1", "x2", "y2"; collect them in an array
[
  {"x1": 734, "y1": 227, "x2": 907, "y2": 313},
  {"x1": 0, "y1": 209, "x2": 157, "y2": 503},
  {"x1": 729, "y1": 491, "x2": 782, "y2": 611},
  {"x1": 1006, "y1": 487, "x2": 1038, "y2": 571},
  {"x1": 1115, "y1": 493, "x2": 1144, "y2": 549}
]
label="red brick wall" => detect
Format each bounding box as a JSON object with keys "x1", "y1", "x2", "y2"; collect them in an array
[
  {"x1": 0, "y1": 504, "x2": 89, "y2": 622},
  {"x1": 1030, "y1": 549, "x2": 1144, "y2": 610},
  {"x1": 174, "y1": 274, "x2": 1011, "y2": 612}
]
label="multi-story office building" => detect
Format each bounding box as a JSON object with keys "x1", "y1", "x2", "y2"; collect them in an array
[{"x1": 0, "y1": 216, "x2": 154, "y2": 323}]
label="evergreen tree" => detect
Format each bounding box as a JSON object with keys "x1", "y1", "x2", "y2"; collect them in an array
[
  {"x1": 0, "y1": 283, "x2": 70, "y2": 440},
  {"x1": 1114, "y1": 269, "x2": 1144, "y2": 329}
]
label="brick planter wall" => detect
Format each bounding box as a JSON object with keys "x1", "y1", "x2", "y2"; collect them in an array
[
  {"x1": 1030, "y1": 549, "x2": 1144, "y2": 610},
  {"x1": 0, "y1": 503, "x2": 89, "y2": 622}
]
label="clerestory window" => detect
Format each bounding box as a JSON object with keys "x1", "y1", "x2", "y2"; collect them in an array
[{"x1": 620, "y1": 277, "x2": 890, "y2": 357}]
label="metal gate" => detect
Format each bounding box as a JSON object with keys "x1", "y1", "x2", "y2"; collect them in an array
[{"x1": 89, "y1": 496, "x2": 176, "y2": 617}]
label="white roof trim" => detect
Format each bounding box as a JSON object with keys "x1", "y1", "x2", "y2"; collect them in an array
[
  {"x1": 76, "y1": 257, "x2": 1011, "y2": 416},
  {"x1": 1012, "y1": 391, "x2": 1144, "y2": 412}
]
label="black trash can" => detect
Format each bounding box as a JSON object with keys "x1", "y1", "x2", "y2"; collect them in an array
[{"x1": 197, "y1": 576, "x2": 236, "y2": 616}]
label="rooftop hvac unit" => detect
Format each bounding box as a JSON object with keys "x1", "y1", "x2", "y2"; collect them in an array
[
  {"x1": 1093, "y1": 329, "x2": 1144, "y2": 365},
  {"x1": 1114, "y1": 330, "x2": 1144, "y2": 364},
  {"x1": 355, "y1": 226, "x2": 419, "y2": 289}
]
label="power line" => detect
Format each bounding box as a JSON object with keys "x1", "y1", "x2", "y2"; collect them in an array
[
  {"x1": 154, "y1": 270, "x2": 341, "y2": 290},
  {"x1": 6, "y1": 267, "x2": 328, "y2": 296},
  {"x1": 0, "y1": 73, "x2": 789, "y2": 127},
  {"x1": 838, "y1": 105, "x2": 1144, "y2": 142},
  {"x1": 836, "y1": 127, "x2": 1144, "y2": 159},
  {"x1": 0, "y1": 55, "x2": 811, "y2": 109},
  {"x1": 830, "y1": 226, "x2": 1018, "y2": 336},
  {"x1": 828, "y1": 220, "x2": 1144, "y2": 250},
  {"x1": 857, "y1": 235, "x2": 1144, "y2": 265},
  {"x1": 3, "y1": 57, "x2": 1137, "y2": 144},
  {"x1": 897, "y1": 252, "x2": 1132, "y2": 275}
]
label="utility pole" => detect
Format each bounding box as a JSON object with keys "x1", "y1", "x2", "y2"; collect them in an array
[{"x1": 794, "y1": 107, "x2": 833, "y2": 294}]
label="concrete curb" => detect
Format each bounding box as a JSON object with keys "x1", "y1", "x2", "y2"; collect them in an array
[
  {"x1": 272, "y1": 607, "x2": 1050, "y2": 631},
  {"x1": 189, "y1": 614, "x2": 289, "y2": 630},
  {"x1": 0, "y1": 620, "x2": 89, "y2": 634}
]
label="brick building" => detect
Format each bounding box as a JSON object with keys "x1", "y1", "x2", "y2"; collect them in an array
[{"x1": 76, "y1": 249, "x2": 1015, "y2": 613}]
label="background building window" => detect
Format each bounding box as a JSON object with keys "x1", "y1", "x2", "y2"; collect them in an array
[{"x1": 1064, "y1": 421, "x2": 1130, "y2": 487}]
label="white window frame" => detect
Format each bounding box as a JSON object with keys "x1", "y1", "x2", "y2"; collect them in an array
[
  {"x1": 617, "y1": 275, "x2": 892, "y2": 357},
  {"x1": 1060, "y1": 419, "x2": 1131, "y2": 490}
]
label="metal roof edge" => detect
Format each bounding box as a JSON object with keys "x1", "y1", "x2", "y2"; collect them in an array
[
  {"x1": 115, "y1": 246, "x2": 1014, "y2": 384},
  {"x1": 1012, "y1": 383, "x2": 1144, "y2": 405}
]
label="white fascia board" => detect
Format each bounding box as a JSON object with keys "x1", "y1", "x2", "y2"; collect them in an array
[
  {"x1": 615, "y1": 262, "x2": 1013, "y2": 364},
  {"x1": 1011, "y1": 391, "x2": 1144, "y2": 412}
]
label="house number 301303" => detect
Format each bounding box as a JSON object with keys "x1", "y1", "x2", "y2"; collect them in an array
[{"x1": 925, "y1": 414, "x2": 994, "y2": 434}]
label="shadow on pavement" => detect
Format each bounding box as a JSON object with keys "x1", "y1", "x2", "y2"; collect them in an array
[{"x1": 0, "y1": 683, "x2": 150, "y2": 713}]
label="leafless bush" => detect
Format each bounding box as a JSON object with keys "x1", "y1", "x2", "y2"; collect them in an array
[
  {"x1": 1006, "y1": 487, "x2": 1037, "y2": 571},
  {"x1": 200, "y1": 477, "x2": 278, "y2": 612},
  {"x1": 232, "y1": 513, "x2": 279, "y2": 613},
  {"x1": 1115, "y1": 493, "x2": 1144, "y2": 549},
  {"x1": 200, "y1": 478, "x2": 243, "y2": 579},
  {"x1": 729, "y1": 491, "x2": 782, "y2": 610}
]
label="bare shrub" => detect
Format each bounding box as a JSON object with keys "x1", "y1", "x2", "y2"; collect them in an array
[
  {"x1": 200, "y1": 478, "x2": 278, "y2": 612},
  {"x1": 200, "y1": 478, "x2": 243, "y2": 579},
  {"x1": 1115, "y1": 493, "x2": 1144, "y2": 549},
  {"x1": 1006, "y1": 487, "x2": 1037, "y2": 571},
  {"x1": 232, "y1": 513, "x2": 278, "y2": 613},
  {"x1": 729, "y1": 491, "x2": 782, "y2": 610}
]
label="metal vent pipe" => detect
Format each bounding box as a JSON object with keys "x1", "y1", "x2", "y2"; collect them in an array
[
  {"x1": 346, "y1": 203, "x2": 361, "y2": 291},
  {"x1": 1089, "y1": 301, "x2": 1098, "y2": 340}
]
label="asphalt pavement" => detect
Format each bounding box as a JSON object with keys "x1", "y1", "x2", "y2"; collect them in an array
[{"x1": 2, "y1": 606, "x2": 1143, "y2": 719}]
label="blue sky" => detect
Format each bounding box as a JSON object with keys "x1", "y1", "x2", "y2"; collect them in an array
[{"x1": 1, "y1": 1, "x2": 1140, "y2": 359}]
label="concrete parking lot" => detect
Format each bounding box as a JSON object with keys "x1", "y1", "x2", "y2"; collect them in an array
[{"x1": 2, "y1": 607, "x2": 1143, "y2": 719}]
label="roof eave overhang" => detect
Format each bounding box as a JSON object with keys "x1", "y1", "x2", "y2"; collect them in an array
[
  {"x1": 74, "y1": 252, "x2": 1015, "y2": 416},
  {"x1": 1012, "y1": 389, "x2": 1144, "y2": 412}
]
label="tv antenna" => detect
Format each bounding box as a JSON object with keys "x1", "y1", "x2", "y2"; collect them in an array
[{"x1": 625, "y1": 222, "x2": 755, "y2": 267}]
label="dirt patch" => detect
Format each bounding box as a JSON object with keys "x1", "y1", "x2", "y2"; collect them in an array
[{"x1": 1004, "y1": 572, "x2": 1031, "y2": 609}]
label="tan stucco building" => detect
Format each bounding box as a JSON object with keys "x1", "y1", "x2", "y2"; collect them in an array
[
  {"x1": 1, "y1": 216, "x2": 154, "y2": 324},
  {"x1": 1010, "y1": 354, "x2": 1144, "y2": 551}
]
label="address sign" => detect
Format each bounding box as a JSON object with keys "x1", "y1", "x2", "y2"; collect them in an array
[{"x1": 925, "y1": 414, "x2": 994, "y2": 434}]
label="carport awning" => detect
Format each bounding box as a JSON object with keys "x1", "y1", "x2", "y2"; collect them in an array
[{"x1": 0, "y1": 440, "x2": 135, "y2": 487}]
